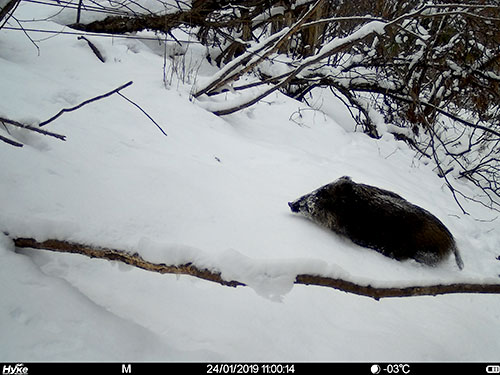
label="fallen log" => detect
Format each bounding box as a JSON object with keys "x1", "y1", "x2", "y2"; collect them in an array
[{"x1": 10, "y1": 236, "x2": 500, "y2": 300}]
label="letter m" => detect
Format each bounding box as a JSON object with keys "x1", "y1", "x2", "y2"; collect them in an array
[{"x1": 122, "y1": 364, "x2": 132, "y2": 374}]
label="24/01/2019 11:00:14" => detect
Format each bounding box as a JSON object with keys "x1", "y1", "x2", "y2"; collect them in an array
[{"x1": 206, "y1": 364, "x2": 296, "y2": 374}]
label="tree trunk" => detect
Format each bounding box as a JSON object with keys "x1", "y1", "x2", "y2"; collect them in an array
[{"x1": 0, "y1": 0, "x2": 20, "y2": 28}]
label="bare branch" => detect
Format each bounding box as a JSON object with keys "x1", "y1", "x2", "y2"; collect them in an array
[
  {"x1": 39, "y1": 81, "x2": 133, "y2": 127},
  {"x1": 295, "y1": 274, "x2": 500, "y2": 300},
  {"x1": 117, "y1": 92, "x2": 168, "y2": 137},
  {"x1": 0, "y1": 116, "x2": 66, "y2": 141},
  {"x1": 0, "y1": 133, "x2": 23, "y2": 147}
]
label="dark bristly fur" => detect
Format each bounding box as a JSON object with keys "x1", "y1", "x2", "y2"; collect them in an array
[{"x1": 289, "y1": 176, "x2": 464, "y2": 270}]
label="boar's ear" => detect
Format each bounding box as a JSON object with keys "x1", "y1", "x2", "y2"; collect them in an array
[{"x1": 330, "y1": 176, "x2": 355, "y2": 198}]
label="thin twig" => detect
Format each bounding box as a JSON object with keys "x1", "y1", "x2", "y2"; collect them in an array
[
  {"x1": 0, "y1": 134, "x2": 23, "y2": 147},
  {"x1": 38, "y1": 81, "x2": 133, "y2": 127},
  {"x1": 0, "y1": 116, "x2": 66, "y2": 140},
  {"x1": 117, "y1": 92, "x2": 168, "y2": 137},
  {"x1": 12, "y1": 16, "x2": 40, "y2": 55}
]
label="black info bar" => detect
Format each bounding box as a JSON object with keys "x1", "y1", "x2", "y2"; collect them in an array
[{"x1": 2, "y1": 363, "x2": 499, "y2": 375}]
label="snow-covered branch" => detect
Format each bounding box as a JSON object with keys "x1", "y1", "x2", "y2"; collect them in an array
[
  {"x1": 11, "y1": 237, "x2": 500, "y2": 301},
  {"x1": 193, "y1": 0, "x2": 325, "y2": 98},
  {"x1": 0, "y1": 116, "x2": 67, "y2": 147}
]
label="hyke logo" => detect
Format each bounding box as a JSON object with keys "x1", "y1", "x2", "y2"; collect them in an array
[{"x1": 2, "y1": 364, "x2": 28, "y2": 375}]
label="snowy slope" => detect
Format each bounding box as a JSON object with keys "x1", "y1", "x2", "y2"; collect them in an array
[{"x1": 1, "y1": 2, "x2": 500, "y2": 361}]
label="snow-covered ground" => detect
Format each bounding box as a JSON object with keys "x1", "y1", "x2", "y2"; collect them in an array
[{"x1": 1, "y1": 1, "x2": 499, "y2": 362}]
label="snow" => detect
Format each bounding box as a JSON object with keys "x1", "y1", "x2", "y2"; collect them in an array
[{"x1": 1, "y1": 1, "x2": 500, "y2": 362}]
